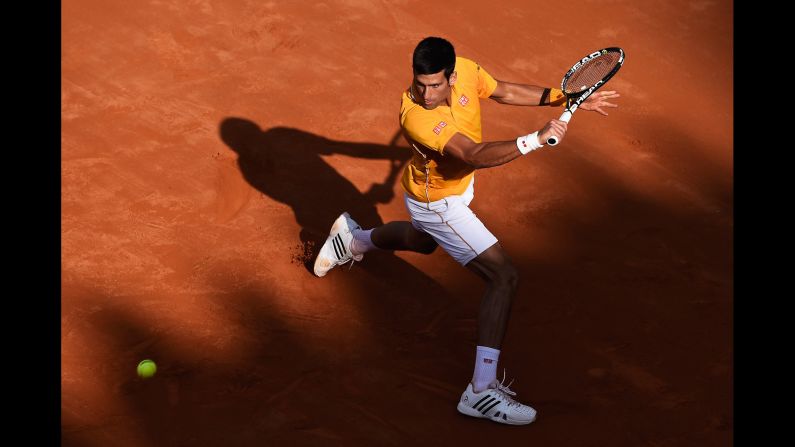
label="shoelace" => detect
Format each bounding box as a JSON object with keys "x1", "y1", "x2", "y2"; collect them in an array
[{"x1": 491, "y1": 369, "x2": 521, "y2": 408}]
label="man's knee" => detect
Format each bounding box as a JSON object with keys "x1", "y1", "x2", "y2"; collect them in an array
[
  {"x1": 412, "y1": 231, "x2": 438, "y2": 254},
  {"x1": 468, "y1": 244, "x2": 518, "y2": 289},
  {"x1": 495, "y1": 262, "x2": 519, "y2": 291}
]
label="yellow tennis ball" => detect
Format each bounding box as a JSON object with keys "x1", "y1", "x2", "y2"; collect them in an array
[{"x1": 137, "y1": 359, "x2": 157, "y2": 379}]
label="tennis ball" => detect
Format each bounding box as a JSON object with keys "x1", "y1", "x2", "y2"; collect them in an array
[{"x1": 137, "y1": 359, "x2": 157, "y2": 379}]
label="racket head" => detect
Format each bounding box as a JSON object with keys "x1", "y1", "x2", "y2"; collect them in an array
[
  {"x1": 547, "y1": 47, "x2": 625, "y2": 146},
  {"x1": 560, "y1": 47, "x2": 625, "y2": 97}
]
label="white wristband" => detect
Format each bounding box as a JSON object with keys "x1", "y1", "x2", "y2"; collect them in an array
[{"x1": 516, "y1": 131, "x2": 544, "y2": 155}]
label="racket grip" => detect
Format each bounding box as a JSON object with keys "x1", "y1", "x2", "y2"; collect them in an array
[{"x1": 546, "y1": 110, "x2": 573, "y2": 146}]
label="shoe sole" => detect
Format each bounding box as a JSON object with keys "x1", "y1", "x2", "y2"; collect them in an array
[{"x1": 456, "y1": 402, "x2": 536, "y2": 426}]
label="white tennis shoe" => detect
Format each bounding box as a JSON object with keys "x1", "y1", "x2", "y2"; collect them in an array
[
  {"x1": 457, "y1": 371, "x2": 537, "y2": 425},
  {"x1": 313, "y1": 212, "x2": 363, "y2": 277}
]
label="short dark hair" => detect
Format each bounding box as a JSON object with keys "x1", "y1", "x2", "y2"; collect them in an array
[{"x1": 412, "y1": 37, "x2": 456, "y2": 79}]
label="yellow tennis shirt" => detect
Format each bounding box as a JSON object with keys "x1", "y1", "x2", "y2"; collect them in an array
[{"x1": 399, "y1": 57, "x2": 498, "y2": 203}]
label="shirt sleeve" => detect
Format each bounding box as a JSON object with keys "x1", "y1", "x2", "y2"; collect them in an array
[
  {"x1": 475, "y1": 62, "x2": 498, "y2": 99},
  {"x1": 402, "y1": 110, "x2": 460, "y2": 155}
]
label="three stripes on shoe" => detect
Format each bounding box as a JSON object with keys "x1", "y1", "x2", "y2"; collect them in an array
[
  {"x1": 472, "y1": 395, "x2": 508, "y2": 421},
  {"x1": 332, "y1": 234, "x2": 348, "y2": 260}
]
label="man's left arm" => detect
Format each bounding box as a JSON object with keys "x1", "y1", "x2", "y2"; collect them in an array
[
  {"x1": 490, "y1": 80, "x2": 620, "y2": 114},
  {"x1": 489, "y1": 81, "x2": 551, "y2": 106}
]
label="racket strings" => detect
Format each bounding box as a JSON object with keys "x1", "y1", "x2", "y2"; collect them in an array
[{"x1": 563, "y1": 52, "x2": 621, "y2": 95}]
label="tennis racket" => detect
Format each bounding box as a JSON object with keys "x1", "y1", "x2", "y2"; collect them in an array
[{"x1": 547, "y1": 47, "x2": 625, "y2": 146}]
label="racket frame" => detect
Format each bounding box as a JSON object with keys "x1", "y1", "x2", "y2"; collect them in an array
[{"x1": 547, "y1": 47, "x2": 625, "y2": 146}]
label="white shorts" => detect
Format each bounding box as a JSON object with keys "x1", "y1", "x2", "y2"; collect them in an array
[{"x1": 404, "y1": 178, "x2": 498, "y2": 266}]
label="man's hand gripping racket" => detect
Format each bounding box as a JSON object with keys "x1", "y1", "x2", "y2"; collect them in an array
[{"x1": 547, "y1": 47, "x2": 625, "y2": 146}]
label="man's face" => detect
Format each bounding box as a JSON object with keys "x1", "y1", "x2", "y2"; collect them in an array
[{"x1": 412, "y1": 69, "x2": 456, "y2": 110}]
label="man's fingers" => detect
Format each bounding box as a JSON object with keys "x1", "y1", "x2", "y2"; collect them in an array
[
  {"x1": 547, "y1": 120, "x2": 568, "y2": 139},
  {"x1": 595, "y1": 91, "x2": 620, "y2": 100}
]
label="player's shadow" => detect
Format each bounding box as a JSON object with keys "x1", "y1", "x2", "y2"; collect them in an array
[{"x1": 219, "y1": 117, "x2": 407, "y2": 267}]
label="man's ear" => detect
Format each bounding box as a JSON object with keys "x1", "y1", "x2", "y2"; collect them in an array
[{"x1": 449, "y1": 71, "x2": 457, "y2": 86}]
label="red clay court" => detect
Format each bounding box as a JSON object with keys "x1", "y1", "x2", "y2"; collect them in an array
[{"x1": 62, "y1": 1, "x2": 732, "y2": 446}]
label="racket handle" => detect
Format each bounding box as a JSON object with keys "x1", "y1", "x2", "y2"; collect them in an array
[{"x1": 546, "y1": 110, "x2": 573, "y2": 146}]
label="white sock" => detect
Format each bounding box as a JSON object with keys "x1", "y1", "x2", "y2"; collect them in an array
[
  {"x1": 472, "y1": 345, "x2": 500, "y2": 393},
  {"x1": 350, "y1": 228, "x2": 376, "y2": 256}
]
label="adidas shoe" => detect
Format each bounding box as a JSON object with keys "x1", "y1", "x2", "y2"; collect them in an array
[
  {"x1": 457, "y1": 371, "x2": 537, "y2": 425},
  {"x1": 313, "y1": 212, "x2": 363, "y2": 277}
]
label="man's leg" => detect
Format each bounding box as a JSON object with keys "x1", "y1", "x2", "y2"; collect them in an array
[
  {"x1": 455, "y1": 242, "x2": 536, "y2": 425},
  {"x1": 461, "y1": 242, "x2": 518, "y2": 393},
  {"x1": 465, "y1": 242, "x2": 519, "y2": 349},
  {"x1": 314, "y1": 212, "x2": 437, "y2": 277},
  {"x1": 355, "y1": 221, "x2": 438, "y2": 255}
]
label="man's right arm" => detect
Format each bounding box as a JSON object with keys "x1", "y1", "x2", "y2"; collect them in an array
[{"x1": 443, "y1": 119, "x2": 569, "y2": 168}]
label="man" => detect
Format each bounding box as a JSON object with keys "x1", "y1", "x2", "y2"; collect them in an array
[{"x1": 313, "y1": 37, "x2": 619, "y2": 425}]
